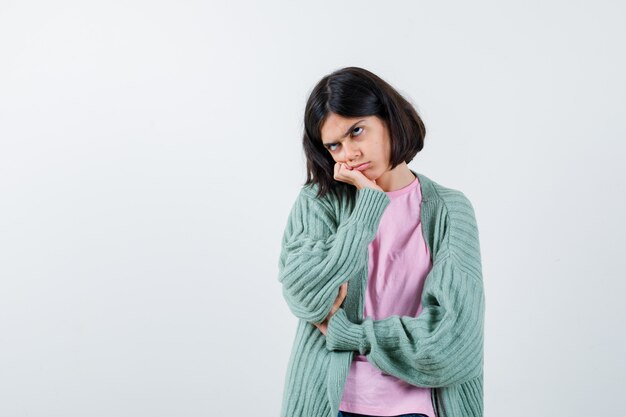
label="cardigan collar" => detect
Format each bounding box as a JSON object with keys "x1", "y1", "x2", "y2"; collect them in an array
[{"x1": 410, "y1": 169, "x2": 436, "y2": 203}]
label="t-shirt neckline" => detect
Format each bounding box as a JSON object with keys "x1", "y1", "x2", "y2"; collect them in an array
[{"x1": 384, "y1": 173, "x2": 419, "y2": 198}]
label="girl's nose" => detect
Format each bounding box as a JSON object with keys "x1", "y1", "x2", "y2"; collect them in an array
[{"x1": 343, "y1": 145, "x2": 360, "y2": 161}]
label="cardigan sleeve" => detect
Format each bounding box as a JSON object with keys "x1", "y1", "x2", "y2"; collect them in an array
[
  {"x1": 277, "y1": 186, "x2": 390, "y2": 324},
  {"x1": 324, "y1": 257, "x2": 485, "y2": 388}
]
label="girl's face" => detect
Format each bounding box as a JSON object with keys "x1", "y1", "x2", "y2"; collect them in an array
[{"x1": 319, "y1": 113, "x2": 391, "y2": 180}]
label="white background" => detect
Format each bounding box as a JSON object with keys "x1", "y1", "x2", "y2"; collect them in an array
[{"x1": 1, "y1": 1, "x2": 625, "y2": 416}]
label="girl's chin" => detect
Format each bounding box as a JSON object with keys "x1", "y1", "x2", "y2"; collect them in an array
[{"x1": 361, "y1": 168, "x2": 375, "y2": 179}]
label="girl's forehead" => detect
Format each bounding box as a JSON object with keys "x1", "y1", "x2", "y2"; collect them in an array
[{"x1": 322, "y1": 114, "x2": 377, "y2": 131}]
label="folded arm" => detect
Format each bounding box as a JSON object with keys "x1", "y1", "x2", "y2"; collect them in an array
[{"x1": 325, "y1": 257, "x2": 485, "y2": 388}]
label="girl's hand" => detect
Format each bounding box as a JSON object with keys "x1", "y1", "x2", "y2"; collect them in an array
[
  {"x1": 334, "y1": 162, "x2": 383, "y2": 191},
  {"x1": 314, "y1": 282, "x2": 348, "y2": 336}
]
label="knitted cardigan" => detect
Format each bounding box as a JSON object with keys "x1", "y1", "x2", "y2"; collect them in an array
[{"x1": 277, "y1": 170, "x2": 485, "y2": 417}]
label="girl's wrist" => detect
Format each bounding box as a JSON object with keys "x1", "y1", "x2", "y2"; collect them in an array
[{"x1": 358, "y1": 183, "x2": 383, "y2": 192}]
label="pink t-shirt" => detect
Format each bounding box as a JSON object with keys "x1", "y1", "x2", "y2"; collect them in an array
[{"x1": 339, "y1": 173, "x2": 436, "y2": 417}]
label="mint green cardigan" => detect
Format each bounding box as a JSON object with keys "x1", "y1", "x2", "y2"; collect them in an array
[{"x1": 277, "y1": 170, "x2": 485, "y2": 417}]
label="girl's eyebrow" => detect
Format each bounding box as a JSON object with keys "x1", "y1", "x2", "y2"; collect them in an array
[{"x1": 322, "y1": 119, "x2": 366, "y2": 145}]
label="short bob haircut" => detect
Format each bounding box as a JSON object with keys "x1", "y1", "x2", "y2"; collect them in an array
[{"x1": 302, "y1": 66, "x2": 426, "y2": 204}]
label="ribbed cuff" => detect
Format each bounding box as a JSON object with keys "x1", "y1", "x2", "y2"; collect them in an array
[
  {"x1": 345, "y1": 187, "x2": 390, "y2": 235},
  {"x1": 325, "y1": 308, "x2": 369, "y2": 354}
]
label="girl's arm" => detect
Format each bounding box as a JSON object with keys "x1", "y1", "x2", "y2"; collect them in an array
[
  {"x1": 324, "y1": 257, "x2": 485, "y2": 388},
  {"x1": 278, "y1": 187, "x2": 390, "y2": 324}
]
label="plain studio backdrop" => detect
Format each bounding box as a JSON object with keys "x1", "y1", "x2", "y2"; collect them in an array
[{"x1": 1, "y1": 1, "x2": 625, "y2": 416}]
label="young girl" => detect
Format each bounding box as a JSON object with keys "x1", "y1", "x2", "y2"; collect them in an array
[{"x1": 277, "y1": 67, "x2": 485, "y2": 417}]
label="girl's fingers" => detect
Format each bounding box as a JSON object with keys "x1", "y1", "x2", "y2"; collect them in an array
[{"x1": 329, "y1": 282, "x2": 348, "y2": 316}]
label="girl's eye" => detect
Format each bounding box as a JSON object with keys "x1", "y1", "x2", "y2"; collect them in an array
[{"x1": 325, "y1": 126, "x2": 363, "y2": 152}]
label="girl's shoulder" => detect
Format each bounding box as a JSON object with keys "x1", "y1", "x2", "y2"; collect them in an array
[
  {"x1": 414, "y1": 171, "x2": 476, "y2": 212},
  {"x1": 294, "y1": 182, "x2": 355, "y2": 226},
  {"x1": 298, "y1": 182, "x2": 344, "y2": 206}
]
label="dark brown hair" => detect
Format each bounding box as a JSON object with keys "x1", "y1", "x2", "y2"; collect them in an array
[{"x1": 302, "y1": 66, "x2": 426, "y2": 204}]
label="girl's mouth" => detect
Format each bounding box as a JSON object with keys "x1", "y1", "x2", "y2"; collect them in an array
[{"x1": 353, "y1": 162, "x2": 370, "y2": 171}]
